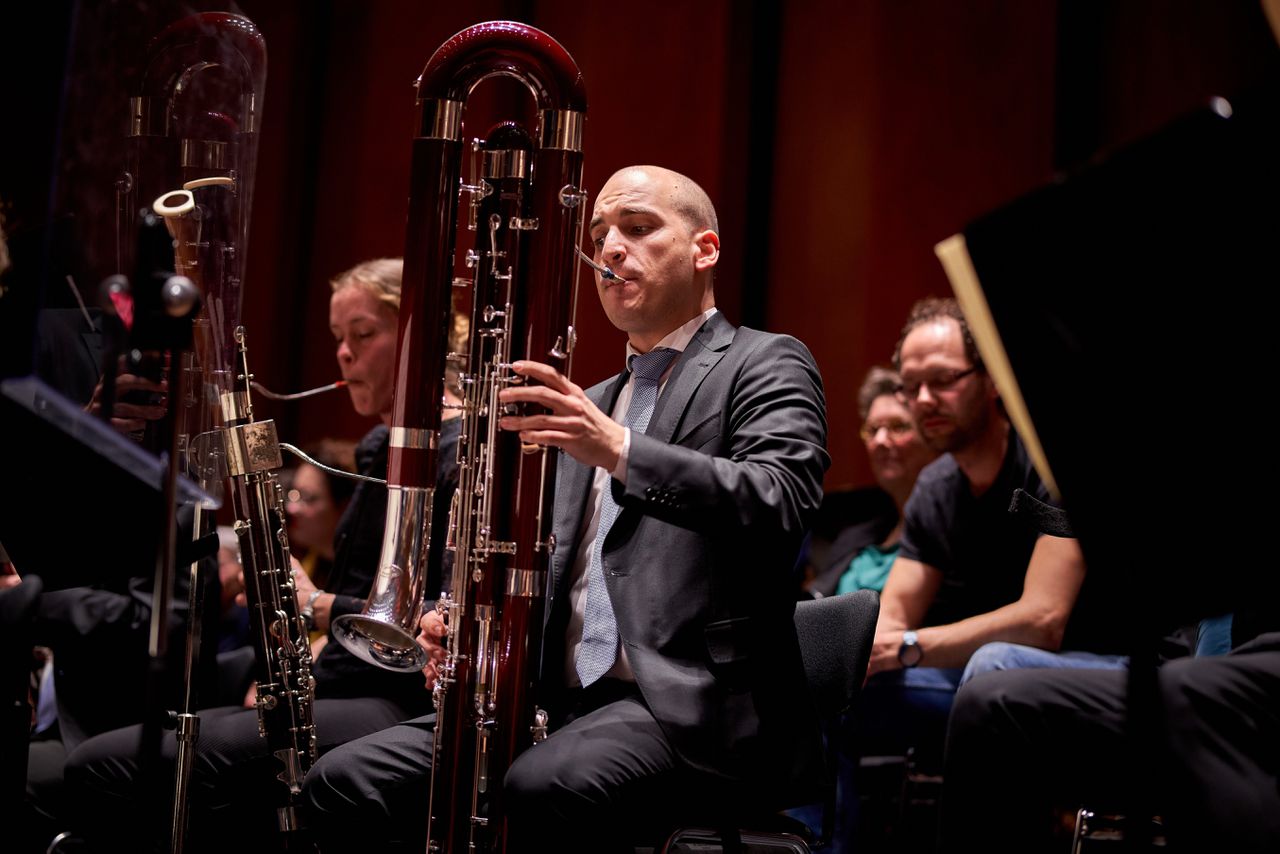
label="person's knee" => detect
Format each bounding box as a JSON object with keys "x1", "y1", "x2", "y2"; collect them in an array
[
  {"x1": 302, "y1": 751, "x2": 365, "y2": 820},
  {"x1": 63, "y1": 734, "x2": 134, "y2": 798},
  {"x1": 503, "y1": 750, "x2": 554, "y2": 812},
  {"x1": 504, "y1": 747, "x2": 598, "y2": 822},
  {"x1": 1158, "y1": 656, "x2": 1201, "y2": 722},
  {"x1": 960, "y1": 642, "x2": 1026, "y2": 683},
  {"x1": 950, "y1": 669, "x2": 1037, "y2": 737}
]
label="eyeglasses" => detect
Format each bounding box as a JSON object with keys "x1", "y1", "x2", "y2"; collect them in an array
[
  {"x1": 895, "y1": 366, "x2": 978, "y2": 401},
  {"x1": 859, "y1": 420, "x2": 916, "y2": 442},
  {"x1": 286, "y1": 488, "x2": 324, "y2": 507}
]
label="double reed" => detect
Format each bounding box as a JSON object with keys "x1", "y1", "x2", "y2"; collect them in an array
[{"x1": 330, "y1": 21, "x2": 587, "y2": 853}]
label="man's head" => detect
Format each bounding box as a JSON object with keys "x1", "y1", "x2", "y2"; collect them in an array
[
  {"x1": 892, "y1": 297, "x2": 1000, "y2": 454},
  {"x1": 589, "y1": 166, "x2": 720, "y2": 352}
]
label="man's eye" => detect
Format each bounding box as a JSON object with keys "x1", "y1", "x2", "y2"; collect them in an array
[{"x1": 631, "y1": 225, "x2": 652, "y2": 235}]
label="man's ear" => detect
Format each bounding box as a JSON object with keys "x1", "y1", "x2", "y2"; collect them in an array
[
  {"x1": 692, "y1": 229, "x2": 720, "y2": 272},
  {"x1": 981, "y1": 370, "x2": 1000, "y2": 403}
]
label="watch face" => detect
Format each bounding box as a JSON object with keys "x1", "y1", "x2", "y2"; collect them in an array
[{"x1": 898, "y1": 633, "x2": 923, "y2": 667}]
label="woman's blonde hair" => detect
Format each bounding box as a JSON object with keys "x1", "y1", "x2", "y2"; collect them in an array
[{"x1": 330, "y1": 257, "x2": 403, "y2": 312}]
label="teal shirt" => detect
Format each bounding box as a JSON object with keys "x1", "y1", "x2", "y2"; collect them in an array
[{"x1": 835, "y1": 543, "x2": 900, "y2": 595}]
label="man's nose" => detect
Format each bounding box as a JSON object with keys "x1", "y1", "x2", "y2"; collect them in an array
[
  {"x1": 912, "y1": 385, "x2": 937, "y2": 407},
  {"x1": 336, "y1": 341, "x2": 353, "y2": 362},
  {"x1": 602, "y1": 230, "x2": 626, "y2": 263}
]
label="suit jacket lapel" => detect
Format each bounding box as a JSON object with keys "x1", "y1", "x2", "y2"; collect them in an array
[{"x1": 646, "y1": 312, "x2": 736, "y2": 445}]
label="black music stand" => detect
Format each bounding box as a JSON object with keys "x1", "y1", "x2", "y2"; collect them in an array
[
  {"x1": 939, "y1": 82, "x2": 1279, "y2": 846},
  {"x1": 0, "y1": 376, "x2": 216, "y2": 590}
]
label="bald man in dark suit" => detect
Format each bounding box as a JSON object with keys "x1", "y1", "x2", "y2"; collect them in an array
[{"x1": 303, "y1": 165, "x2": 829, "y2": 852}]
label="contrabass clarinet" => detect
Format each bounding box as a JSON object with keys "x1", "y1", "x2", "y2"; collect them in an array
[
  {"x1": 330, "y1": 21, "x2": 587, "y2": 853},
  {"x1": 139, "y1": 12, "x2": 317, "y2": 847}
]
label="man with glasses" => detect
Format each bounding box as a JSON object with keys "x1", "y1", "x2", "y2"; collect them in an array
[{"x1": 854, "y1": 297, "x2": 1126, "y2": 778}]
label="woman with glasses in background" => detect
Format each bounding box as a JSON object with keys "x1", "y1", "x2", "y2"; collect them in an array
[{"x1": 805, "y1": 367, "x2": 937, "y2": 597}]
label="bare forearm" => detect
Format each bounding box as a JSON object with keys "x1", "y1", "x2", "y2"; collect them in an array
[
  {"x1": 872, "y1": 536, "x2": 1084, "y2": 672},
  {"x1": 912, "y1": 600, "x2": 1068, "y2": 668}
]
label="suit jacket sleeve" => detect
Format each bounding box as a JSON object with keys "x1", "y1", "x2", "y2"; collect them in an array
[{"x1": 615, "y1": 332, "x2": 828, "y2": 541}]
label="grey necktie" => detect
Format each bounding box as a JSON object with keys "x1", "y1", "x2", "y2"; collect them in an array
[{"x1": 576, "y1": 346, "x2": 680, "y2": 687}]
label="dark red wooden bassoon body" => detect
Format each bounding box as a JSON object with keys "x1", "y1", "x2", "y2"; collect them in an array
[{"x1": 328, "y1": 21, "x2": 587, "y2": 853}]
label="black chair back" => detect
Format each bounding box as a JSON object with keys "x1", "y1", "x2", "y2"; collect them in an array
[
  {"x1": 794, "y1": 590, "x2": 880, "y2": 718},
  {"x1": 794, "y1": 590, "x2": 880, "y2": 849}
]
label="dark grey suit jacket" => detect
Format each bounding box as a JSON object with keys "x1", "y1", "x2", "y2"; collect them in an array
[{"x1": 542, "y1": 311, "x2": 829, "y2": 798}]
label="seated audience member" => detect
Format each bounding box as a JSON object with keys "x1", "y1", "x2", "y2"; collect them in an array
[
  {"x1": 61, "y1": 258, "x2": 459, "y2": 851},
  {"x1": 857, "y1": 297, "x2": 1126, "y2": 768},
  {"x1": 214, "y1": 524, "x2": 249, "y2": 651},
  {"x1": 285, "y1": 439, "x2": 358, "y2": 593},
  {"x1": 300, "y1": 165, "x2": 827, "y2": 853},
  {"x1": 806, "y1": 366, "x2": 937, "y2": 597},
  {"x1": 944, "y1": 594, "x2": 1280, "y2": 853}
]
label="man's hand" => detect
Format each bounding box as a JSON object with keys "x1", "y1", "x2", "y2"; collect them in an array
[
  {"x1": 292, "y1": 561, "x2": 317, "y2": 599},
  {"x1": 418, "y1": 610, "x2": 448, "y2": 689},
  {"x1": 290, "y1": 562, "x2": 334, "y2": 633},
  {"x1": 87, "y1": 369, "x2": 167, "y2": 438},
  {"x1": 866, "y1": 629, "x2": 905, "y2": 679},
  {"x1": 497, "y1": 361, "x2": 625, "y2": 472}
]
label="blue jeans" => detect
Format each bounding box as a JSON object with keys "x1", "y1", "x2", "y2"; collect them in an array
[
  {"x1": 856, "y1": 666, "x2": 965, "y2": 762},
  {"x1": 960, "y1": 642, "x2": 1129, "y2": 685}
]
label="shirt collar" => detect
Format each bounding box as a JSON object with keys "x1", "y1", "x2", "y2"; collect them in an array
[{"x1": 623, "y1": 307, "x2": 718, "y2": 367}]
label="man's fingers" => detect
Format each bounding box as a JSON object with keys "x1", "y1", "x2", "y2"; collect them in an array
[
  {"x1": 418, "y1": 611, "x2": 447, "y2": 638},
  {"x1": 513, "y1": 430, "x2": 573, "y2": 449},
  {"x1": 116, "y1": 373, "x2": 168, "y2": 393},
  {"x1": 510, "y1": 360, "x2": 574, "y2": 393},
  {"x1": 110, "y1": 418, "x2": 147, "y2": 434},
  {"x1": 499, "y1": 385, "x2": 569, "y2": 409},
  {"x1": 499, "y1": 414, "x2": 575, "y2": 434},
  {"x1": 111, "y1": 402, "x2": 167, "y2": 421}
]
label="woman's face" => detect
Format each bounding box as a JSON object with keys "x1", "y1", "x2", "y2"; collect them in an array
[
  {"x1": 329, "y1": 285, "x2": 398, "y2": 421},
  {"x1": 285, "y1": 463, "x2": 339, "y2": 553},
  {"x1": 862, "y1": 394, "x2": 935, "y2": 495}
]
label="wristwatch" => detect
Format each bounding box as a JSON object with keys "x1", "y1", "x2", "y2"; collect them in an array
[
  {"x1": 897, "y1": 630, "x2": 923, "y2": 668},
  {"x1": 300, "y1": 590, "x2": 323, "y2": 630}
]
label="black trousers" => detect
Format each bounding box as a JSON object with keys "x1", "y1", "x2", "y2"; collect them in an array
[
  {"x1": 303, "y1": 680, "x2": 752, "y2": 853},
  {"x1": 63, "y1": 697, "x2": 407, "y2": 852},
  {"x1": 942, "y1": 633, "x2": 1280, "y2": 853}
]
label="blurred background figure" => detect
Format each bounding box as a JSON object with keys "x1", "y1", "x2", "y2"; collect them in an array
[
  {"x1": 215, "y1": 526, "x2": 247, "y2": 653},
  {"x1": 285, "y1": 439, "x2": 357, "y2": 594},
  {"x1": 804, "y1": 367, "x2": 937, "y2": 598}
]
